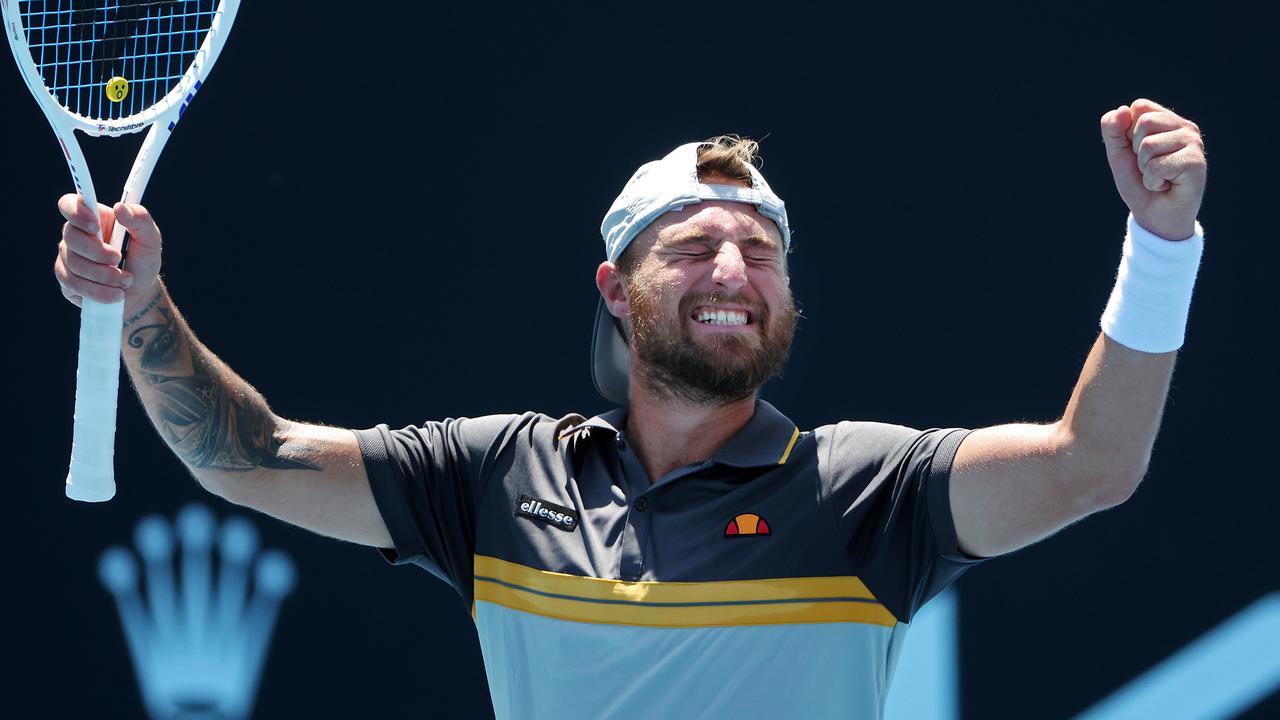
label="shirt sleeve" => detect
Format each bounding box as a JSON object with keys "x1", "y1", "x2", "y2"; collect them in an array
[
  {"x1": 821, "y1": 422, "x2": 983, "y2": 623},
  {"x1": 353, "y1": 414, "x2": 528, "y2": 598}
]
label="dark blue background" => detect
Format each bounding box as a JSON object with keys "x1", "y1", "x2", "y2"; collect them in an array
[{"x1": 6, "y1": 3, "x2": 1277, "y2": 718}]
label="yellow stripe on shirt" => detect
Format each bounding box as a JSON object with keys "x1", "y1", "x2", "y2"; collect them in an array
[{"x1": 472, "y1": 555, "x2": 896, "y2": 628}]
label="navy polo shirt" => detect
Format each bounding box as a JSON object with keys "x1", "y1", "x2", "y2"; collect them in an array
[{"x1": 355, "y1": 399, "x2": 980, "y2": 719}]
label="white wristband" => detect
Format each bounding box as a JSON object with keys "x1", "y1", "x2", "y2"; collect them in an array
[{"x1": 1099, "y1": 214, "x2": 1204, "y2": 353}]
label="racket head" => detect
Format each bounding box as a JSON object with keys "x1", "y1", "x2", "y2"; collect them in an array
[{"x1": 2, "y1": 0, "x2": 239, "y2": 136}]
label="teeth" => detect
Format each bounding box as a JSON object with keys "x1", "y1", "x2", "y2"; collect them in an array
[{"x1": 695, "y1": 309, "x2": 748, "y2": 326}]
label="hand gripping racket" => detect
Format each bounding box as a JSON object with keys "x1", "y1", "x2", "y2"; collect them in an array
[{"x1": 2, "y1": 0, "x2": 241, "y2": 501}]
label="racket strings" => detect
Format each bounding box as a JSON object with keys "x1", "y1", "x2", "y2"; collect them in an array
[{"x1": 18, "y1": 0, "x2": 218, "y2": 122}]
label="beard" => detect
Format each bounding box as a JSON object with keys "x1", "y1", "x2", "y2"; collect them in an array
[{"x1": 626, "y1": 279, "x2": 798, "y2": 405}]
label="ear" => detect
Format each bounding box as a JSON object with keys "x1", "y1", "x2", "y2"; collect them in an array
[{"x1": 596, "y1": 261, "x2": 630, "y2": 319}]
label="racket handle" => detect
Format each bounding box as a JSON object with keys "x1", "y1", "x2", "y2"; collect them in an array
[{"x1": 65, "y1": 297, "x2": 125, "y2": 502}]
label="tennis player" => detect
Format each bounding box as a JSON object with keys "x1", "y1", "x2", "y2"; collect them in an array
[{"x1": 52, "y1": 98, "x2": 1205, "y2": 719}]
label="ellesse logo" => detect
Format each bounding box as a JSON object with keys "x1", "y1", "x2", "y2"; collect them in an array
[
  {"x1": 515, "y1": 495, "x2": 579, "y2": 533},
  {"x1": 724, "y1": 512, "x2": 771, "y2": 538}
]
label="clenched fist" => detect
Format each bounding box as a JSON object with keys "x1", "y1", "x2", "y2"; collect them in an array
[
  {"x1": 1100, "y1": 99, "x2": 1207, "y2": 241},
  {"x1": 53, "y1": 195, "x2": 163, "y2": 318}
]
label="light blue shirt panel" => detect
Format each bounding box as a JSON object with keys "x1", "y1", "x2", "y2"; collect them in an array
[{"x1": 475, "y1": 601, "x2": 909, "y2": 720}]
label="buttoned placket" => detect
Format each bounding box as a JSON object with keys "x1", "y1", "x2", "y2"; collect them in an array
[
  {"x1": 613, "y1": 432, "x2": 648, "y2": 580},
  {"x1": 612, "y1": 431, "x2": 713, "y2": 582}
]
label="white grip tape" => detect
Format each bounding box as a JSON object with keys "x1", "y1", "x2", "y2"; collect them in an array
[
  {"x1": 66, "y1": 297, "x2": 124, "y2": 502},
  {"x1": 1099, "y1": 214, "x2": 1204, "y2": 354}
]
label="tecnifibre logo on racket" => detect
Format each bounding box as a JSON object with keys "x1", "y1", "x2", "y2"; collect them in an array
[{"x1": 98, "y1": 504, "x2": 296, "y2": 719}]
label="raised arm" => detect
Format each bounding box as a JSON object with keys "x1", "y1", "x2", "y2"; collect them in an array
[
  {"x1": 54, "y1": 197, "x2": 391, "y2": 547},
  {"x1": 948, "y1": 98, "x2": 1207, "y2": 558}
]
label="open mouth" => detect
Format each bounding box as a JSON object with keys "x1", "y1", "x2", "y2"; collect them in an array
[{"x1": 690, "y1": 307, "x2": 751, "y2": 327}]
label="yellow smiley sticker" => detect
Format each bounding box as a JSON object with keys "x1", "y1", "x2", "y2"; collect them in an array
[{"x1": 105, "y1": 76, "x2": 129, "y2": 103}]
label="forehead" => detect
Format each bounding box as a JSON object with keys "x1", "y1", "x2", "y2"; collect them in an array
[{"x1": 637, "y1": 200, "x2": 784, "y2": 253}]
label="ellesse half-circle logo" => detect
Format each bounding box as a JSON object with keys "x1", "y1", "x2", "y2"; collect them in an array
[
  {"x1": 515, "y1": 495, "x2": 579, "y2": 533},
  {"x1": 724, "y1": 512, "x2": 771, "y2": 538}
]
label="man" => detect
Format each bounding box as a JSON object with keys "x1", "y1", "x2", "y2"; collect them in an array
[{"x1": 53, "y1": 98, "x2": 1205, "y2": 719}]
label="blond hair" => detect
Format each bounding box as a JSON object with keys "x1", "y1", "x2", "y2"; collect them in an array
[{"x1": 695, "y1": 134, "x2": 760, "y2": 184}]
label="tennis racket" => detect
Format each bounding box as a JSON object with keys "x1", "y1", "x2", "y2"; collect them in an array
[{"x1": 3, "y1": 0, "x2": 241, "y2": 501}]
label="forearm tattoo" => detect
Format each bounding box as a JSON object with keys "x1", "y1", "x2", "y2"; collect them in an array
[
  {"x1": 123, "y1": 289, "x2": 163, "y2": 327},
  {"x1": 126, "y1": 305, "x2": 320, "y2": 473}
]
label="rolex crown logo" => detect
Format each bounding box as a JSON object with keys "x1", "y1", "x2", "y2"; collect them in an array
[{"x1": 98, "y1": 503, "x2": 297, "y2": 720}]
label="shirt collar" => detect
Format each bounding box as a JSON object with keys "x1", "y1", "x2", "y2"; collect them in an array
[
  {"x1": 563, "y1": 399, "x2": 801, "y2": 468},
  {"x1": 575, "y1": 407, "x2": 628, "y2": 436}
]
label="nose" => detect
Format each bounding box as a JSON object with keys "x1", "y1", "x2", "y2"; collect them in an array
[{"x1": 711, "y1": 242, "x2": 748, "y2": 290}]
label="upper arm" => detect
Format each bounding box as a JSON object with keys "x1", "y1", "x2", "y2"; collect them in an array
[
  {"x1": 948, "y1": 422, "x2": 1109, "y2": 558},
  {"x1": 213, "y1": 421, "x2": 392, "y2": 548}
]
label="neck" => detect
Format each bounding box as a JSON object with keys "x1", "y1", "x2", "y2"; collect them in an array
[{"x1": 623, "y1": 376, "x2": 757, "y2": 483}]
